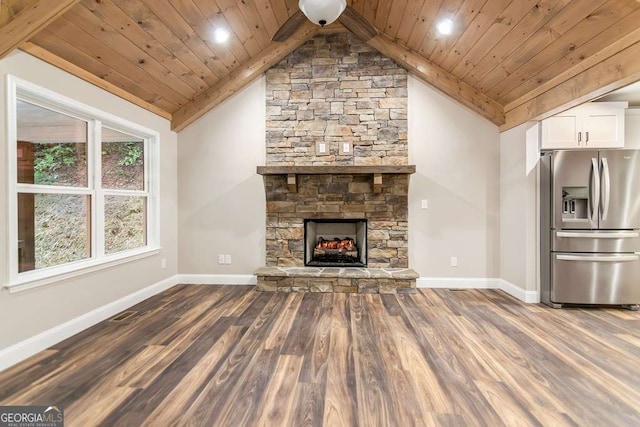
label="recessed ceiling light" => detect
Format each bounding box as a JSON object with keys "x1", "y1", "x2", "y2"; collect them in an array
[
  {"x1": 214, "y1": 28, "x2": 230, "y2": 44},
  {"x1": 436, "y1": 19, "x2": 454, "y2": 36}
]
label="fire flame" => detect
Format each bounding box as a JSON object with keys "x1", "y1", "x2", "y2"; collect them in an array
[{"x1": 316, "y1": 237, "x2": 356, "y2": 251}]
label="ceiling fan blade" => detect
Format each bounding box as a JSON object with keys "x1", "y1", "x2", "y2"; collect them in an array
[
  {"x1": 338, "y1": 6, "x2": 378, "y2": 41},
  {"x1": 272, "y1": 10, "x2": 307, "y2": 42}
]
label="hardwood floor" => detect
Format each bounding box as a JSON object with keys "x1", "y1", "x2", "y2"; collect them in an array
[{"x1": 1, "y1": 285, "x2": 639, "y2": 426}]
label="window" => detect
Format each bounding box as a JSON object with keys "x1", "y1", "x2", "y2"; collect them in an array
[{"x1": 7, "y1": 77, "x2": 160, "y2": 289}]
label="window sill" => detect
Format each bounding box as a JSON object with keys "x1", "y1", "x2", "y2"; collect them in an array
[{"x1": 4, "y1": 247, "x2": 162, "y2": 294}]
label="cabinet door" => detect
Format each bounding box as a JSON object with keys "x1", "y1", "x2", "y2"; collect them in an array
[
  {"x1": 541, "y1": 112, "x2": 580, "y2": 149},
  {"x1": 625, "y1": 109, "x2": 640, "y2": 149},
  {"x1": 583, "y1": 107, "x2": 624, "y2": 148}
]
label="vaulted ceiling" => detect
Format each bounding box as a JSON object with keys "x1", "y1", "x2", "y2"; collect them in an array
[{"x1": 2, "y1": 0, "x2": 640, "y2": 132}]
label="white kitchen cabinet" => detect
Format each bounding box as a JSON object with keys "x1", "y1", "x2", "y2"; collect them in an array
[
  {"x1": 625, "y1": 108, "x2": 640, "y2": 149},
  {"x1": 541, "y1": 102, "x2": 627, "y2": 150},
  {"x1": 540, "y1": 110, "x2": 581, "y2": 149}
]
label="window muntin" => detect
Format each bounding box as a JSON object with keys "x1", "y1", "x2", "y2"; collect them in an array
[{"x1": 9, "y1": 77, "x2": 159, "y2": 287}]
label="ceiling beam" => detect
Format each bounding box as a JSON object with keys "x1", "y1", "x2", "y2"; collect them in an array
[
  {"x1": 367, "y1": 34, "x2": 505, "y2": 126},
  {"x1": 501, "y1": 41, "x2": 640, "y2": 132},
  {"x1": 20, "y1": 42, "x2": 172, "y2": 120},
  {"x1": 172, "y1": 21, "x2": 320, "y2": 132},
  {"x1": 0, "y1": 0, "x2": 16, "y2": 26},
  {"x1": 0, "y1": 0, "x2": 81, "y2": 59},
  {"x1": 316, "y1": 22, "x2": 349, "y2": 35}
]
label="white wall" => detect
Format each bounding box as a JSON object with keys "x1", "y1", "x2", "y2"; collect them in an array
[
  {"x1": 408, "y1": 76, "x2": 501, "y2": 279},
  {"x1": 0, "y1": 51, "x2": 178, "y2": 350},
  {"x1": 500, "y1": 122, "x2": 539, "y2": 293},
  {"x1": 178, "y1": 77, "x2": 266, "y2": 275},
  {"x1": 177, "y1": 75, "x2": 502, "y2": 281}
]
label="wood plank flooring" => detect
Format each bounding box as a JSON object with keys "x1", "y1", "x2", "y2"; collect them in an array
[{"x1": 1, "y1": 285, "x2": 639, "y2": 426}]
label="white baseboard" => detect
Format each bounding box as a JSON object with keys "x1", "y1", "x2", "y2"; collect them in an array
[
  {"x1": 178, "y1": 274, "x2": 257, "y2": 285},
  {"x1": 0, "y1": 275, "x2": 179, "y2": 372},
  {"x1": 417, "y1": 277, "x2": 539, "y2": 303},
  {"x1": 498, "y1": 279, "x2": 540, "y2": 303},
  {"x1": 417, "y1": 277, "x2": 500, "y2": 289}
]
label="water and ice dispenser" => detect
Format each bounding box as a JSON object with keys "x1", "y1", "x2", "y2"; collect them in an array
[{"x1": 561, "y1": 187, "x2": 589, "y2": 220}]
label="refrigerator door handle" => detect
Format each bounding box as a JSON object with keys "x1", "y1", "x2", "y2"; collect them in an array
[
  {"x1": 557, "y1": 254, "x2": 640, "y2": 262},
  {"x1": 601, "y1": 157, "x2": 611, "y2": 221},
  {"x1": 590, "y1": 157, "x2": 600, "y2": 224},
  {"x1": 556, "y1": 231, "x2": 640, "y2": 239}
]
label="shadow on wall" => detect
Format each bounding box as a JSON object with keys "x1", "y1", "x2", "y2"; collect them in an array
[
  {"x1": 184, "y1": 175, "x2": 265, "y2": 239},
  {"x1": 178, "y1": 173, "x2": 266, "y2": 272},
  {"x1": 409, "y1": 172, "x2": 500, "y2": 277}
]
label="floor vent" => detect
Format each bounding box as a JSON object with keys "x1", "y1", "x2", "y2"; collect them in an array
[{"x1": 109, "y1": 310, "x2": 137, "y2": 322}]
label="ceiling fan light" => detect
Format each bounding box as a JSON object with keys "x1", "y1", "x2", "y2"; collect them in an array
[{"x1": 299, "y1": 0, "x2": 347, "y2": 27}]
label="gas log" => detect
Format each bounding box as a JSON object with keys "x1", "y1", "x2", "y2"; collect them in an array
[
  {"x1": 316, "y1": 237, "x2": 355, "y2": 250},
  {"x1": 313, "y1": 237, "x2": 359, "y2": 262}
]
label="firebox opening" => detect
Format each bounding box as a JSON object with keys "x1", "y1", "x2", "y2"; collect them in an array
[{"x1": 304, "y1": 219, "x2": 367, "y2": 267}]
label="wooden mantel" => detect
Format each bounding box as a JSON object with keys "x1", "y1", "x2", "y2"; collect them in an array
[{"x1": 256, "y1": 165, "x2": 416, "y2": 193}]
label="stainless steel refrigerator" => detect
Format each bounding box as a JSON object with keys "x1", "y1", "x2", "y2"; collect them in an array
[{"x1": 540, "y1": 149, "x2": 640, "y2": 309}]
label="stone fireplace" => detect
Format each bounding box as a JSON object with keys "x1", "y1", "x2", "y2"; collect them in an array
[
  {"x1": 256, "y1": 166, "x2": 417, "y2": 293},
  {"x1": 261, "y1": 171, "x2": 410, "y2": 268},
  {"x1": 255, "y1": 31, "x2": 418, "y2": 293}
]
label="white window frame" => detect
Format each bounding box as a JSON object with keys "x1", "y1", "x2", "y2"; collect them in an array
[{"x1": 5, "y1": 75, "x2": 161, "y2": 293}]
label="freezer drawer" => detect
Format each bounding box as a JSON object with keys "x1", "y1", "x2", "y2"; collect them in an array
[
  {"x1": 552, "y1": 230, "x2": 640, "y2": 252},
  {"x1": 552, "y1": 253, "x2": 640, "y2": 305}
]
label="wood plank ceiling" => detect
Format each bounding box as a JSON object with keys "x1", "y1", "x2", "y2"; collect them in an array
[{"x1": 2, "y1": 0, "x2": 640, "y2": 132}]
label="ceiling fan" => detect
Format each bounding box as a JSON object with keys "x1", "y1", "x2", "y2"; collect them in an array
[{"x1": 272, "y1": 0, "x2": 378, "y2": 43}]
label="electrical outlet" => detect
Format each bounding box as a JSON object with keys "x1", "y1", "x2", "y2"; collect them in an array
[
  {"x1": 421, "y1": 199, "x2": 428, "y2": 209},
  {"x1": 161, "y1": 258, "x2": 167, "y2": 269},
  {"x1": 450, "y1": 256, "x2": 458, "y2": 267},
  {"x1": 218, "y1": 254, "x2": 225, "y2": 265},
  {"x1": 224, "y1": 254, "x2": 232, "y2": 265},
  {"x1": 316, "y1": 142, "x2": 328, "y2": 155},
  {"x1": 339, "y1": 141, "x2": 352, "y2": 155}
]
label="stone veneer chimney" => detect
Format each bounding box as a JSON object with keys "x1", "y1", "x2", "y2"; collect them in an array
[
  {"x1": 262, "y1": 32, "x2": 410, "y2": 269},
  {"x1": 265, "y1": 32, "x2": 408, "y2": 166}
]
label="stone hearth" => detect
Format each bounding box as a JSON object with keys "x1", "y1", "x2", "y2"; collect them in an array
[{"x1": 255, "y1": 267, "x2": 418, "y2": 294}]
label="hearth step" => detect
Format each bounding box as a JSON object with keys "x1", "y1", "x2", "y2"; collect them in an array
[{"x1": 254, "y1": 267, "x2": 418, "y2": 294}]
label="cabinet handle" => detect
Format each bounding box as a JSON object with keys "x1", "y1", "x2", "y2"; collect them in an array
[
  {"x1": 586, "y1": 131, "x2": 589, "y2": 142},
  {"x1": 557, "y1": 254, "x2": 640, "y2": 262},
  {"x1": 578, "y1": 131, "x2": 582, "y2": 143}
]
